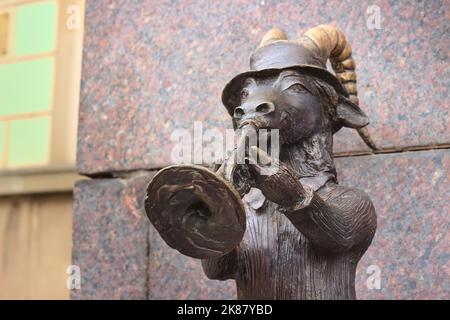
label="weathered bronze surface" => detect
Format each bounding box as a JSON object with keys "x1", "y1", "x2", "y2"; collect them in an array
[{"x1": 145, "y1": 25, "x2": 377, "y2": 300}]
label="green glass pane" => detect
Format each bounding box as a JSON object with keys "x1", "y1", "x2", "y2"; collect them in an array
[
  {"x1": 0, "y1": 122, "x2": 4, "y2": 166},
  {"x1": 0, "y1": 58, "x2": 53, "y2": 115},
  {"x1": 16, "y1": 1, "x2": 56, "y2": 56},
  {"x1": 8, "y1": 116, "x2": 49, "y2": 166}
]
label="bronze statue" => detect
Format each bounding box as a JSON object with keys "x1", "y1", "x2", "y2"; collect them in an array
[{"x1": 145, "y1": 25, "x2": 377, "y2": 300}]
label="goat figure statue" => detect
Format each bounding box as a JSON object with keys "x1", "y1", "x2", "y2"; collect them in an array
[{"x1": 145, "y1": 25, "x2": 377, "y2": 300}]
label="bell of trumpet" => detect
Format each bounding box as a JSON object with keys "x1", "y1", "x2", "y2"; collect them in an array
[
  {"x1": 144, "y1": 124, "x2": 258, "y2": 259},
  {"x1": 144, "y1": 163, "x2": 247, "y2": 259}
]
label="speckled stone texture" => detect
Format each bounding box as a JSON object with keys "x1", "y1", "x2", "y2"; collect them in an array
[
  {"x1": 77, "y1": 0, "x2": 449, "y2": 174},
  {"x1": 145, "y1": 149, "x2": 449, "y2": 299},
  {"x1": 71, "y1": 170, "x2": 235, "y2": 299},
  {"x1": 339, "y1": 150, "x2": 450, "y2": 299},
  {"x1": 71, "y1": 173, "x2": 153, "y2": 299}
]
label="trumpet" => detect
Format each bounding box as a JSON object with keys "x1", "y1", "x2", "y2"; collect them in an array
[
  {"x1": 144, "y1": 123, "x2": 259, "y2": 259},
  {"x1": 215, "y1": 122, "x2": 259, "y2": 194}
]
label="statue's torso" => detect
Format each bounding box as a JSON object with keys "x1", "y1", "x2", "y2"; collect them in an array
[{"x1": 235, "y1": 194, "x2": 361, "y2": 300}]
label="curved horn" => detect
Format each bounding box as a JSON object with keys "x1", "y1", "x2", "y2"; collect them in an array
[
  {"x1": 302, "y1": 25, "x2": 357, "y2": 103},
  {"x1": 259, "y1": 27, "x2": 288, "y2": 47},
  {"x1": 301, "y1": 25, "x2": 377, "y2": 150}
]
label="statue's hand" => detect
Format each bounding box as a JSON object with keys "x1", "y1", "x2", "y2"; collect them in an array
[{"x1": 246, "y1": 146, "x2": 306, "y2": 207}]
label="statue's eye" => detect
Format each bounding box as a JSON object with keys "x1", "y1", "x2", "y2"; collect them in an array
[
  {"x1": 240, "y1": 89, "x2": 249, "y2": 101},
  {"x1": 286, "y1": 83, "x2": 308, "y2": 93}
]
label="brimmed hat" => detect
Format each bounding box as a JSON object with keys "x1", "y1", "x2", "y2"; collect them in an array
[{"x1": 221, "y1": 25, "x2": 376, "y2": 150}]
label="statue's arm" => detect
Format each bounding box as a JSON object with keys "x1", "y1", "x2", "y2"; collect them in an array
[
  {"x1": 201, "y1": 249, "x2": 237, "y2": 280},
  {"x1": 281, "y1": 186, "x2": 377, "y2": 251},
  {"x1": 247, "y1": 147, "x2": 376, "y2": 252}
]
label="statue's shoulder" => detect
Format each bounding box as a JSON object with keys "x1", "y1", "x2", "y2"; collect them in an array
[
  {"x1": 316, "y1": 182, "x2": 377, "y2": 250},
  {"x1": 317, "y1": 182, "x2": 376, "y2": 215}
]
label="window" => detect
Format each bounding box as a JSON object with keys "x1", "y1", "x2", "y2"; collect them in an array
[{"x1": 0, "y1": 0, "x2": 84, "y2": 170}]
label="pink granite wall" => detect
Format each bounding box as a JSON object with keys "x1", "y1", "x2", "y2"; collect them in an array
[{"x1": 72, "y1": 0, "x2": 449, "y2": 299}]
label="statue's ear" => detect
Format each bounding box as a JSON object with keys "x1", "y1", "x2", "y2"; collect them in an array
[{"x1": 335, "y1": 96, "x2": 369, "y2": 128}]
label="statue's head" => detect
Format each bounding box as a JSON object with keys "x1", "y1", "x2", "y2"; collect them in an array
[{"x1": 221, "y1": 25, "x2": 376, "y2": 149}]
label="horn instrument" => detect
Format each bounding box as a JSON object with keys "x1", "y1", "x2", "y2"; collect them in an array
[{"x1": 145, "y1": 123, "x2": 258, "y2": 259}]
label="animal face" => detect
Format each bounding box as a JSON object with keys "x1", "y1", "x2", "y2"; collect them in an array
[{"x1": 233, "y1": 70, "x2": 333, "y2": 145}]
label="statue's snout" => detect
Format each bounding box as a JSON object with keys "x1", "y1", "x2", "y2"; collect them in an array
[{"x1": 234, "y1": 101, "x2": 275, "y2": 122}]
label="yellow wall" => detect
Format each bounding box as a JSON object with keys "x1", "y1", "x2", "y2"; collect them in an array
[
  {"x1": 0, "y1": 0, "x2": 84, "y2": 169},
  {"x1": 0, "y1": 0, "x2": 85, "y2": 300},
  {"x1": 0, "y1": 193, "x2": 72, "y2": 299}
]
